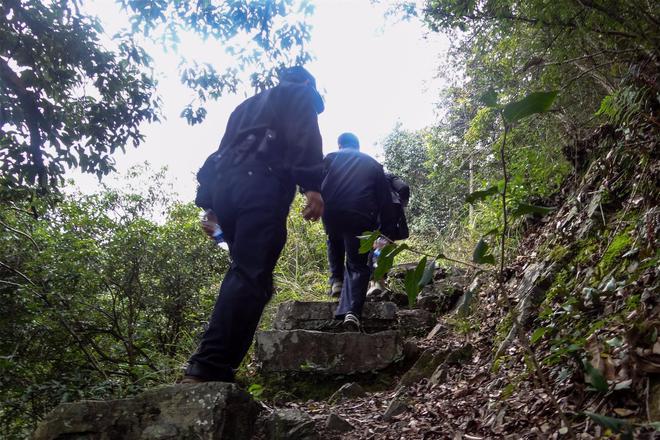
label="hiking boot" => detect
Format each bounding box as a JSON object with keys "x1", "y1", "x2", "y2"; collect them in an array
[
  {"x1": 329, "y1": 280, "x2": 343, "y2": 298},
  {"x1": 342, "y1": 313, "x2": 361, "y2": 332}
]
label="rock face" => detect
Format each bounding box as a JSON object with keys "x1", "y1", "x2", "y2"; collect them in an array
[
  {"x1": 263, "y1": 408, "x2": 318, "y2": 440},
  {"x1": 255, "y1": 330, "x2": 403, "y2": 374},
  {"x1": 273, "y1": 301, "x2": 398, "y2": 333},
  {"x1": 328, "y1": 382, "x2": 366, "y2": 404},
  {"x1": 397, "y1": 345, "x2": 473, "y2": 389},
  {"x1": 396, "y1": 309, "x2": 435, "y2": 337},
  {"x1": 650, "y1": 375, "x2": 660, "y2": 422},
  {"x1": 33, "y1": 383, "x2": 259, "y2": 440},
  {"x1": 325, "y1": 413, "x2": 353, "y2": 433},
  {"x1": 494, "y1": 261, "x2": 557, "y2": 359}
]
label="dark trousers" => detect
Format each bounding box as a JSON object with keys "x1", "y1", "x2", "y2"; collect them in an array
[
  {"x1": 323, "y1": 211, "x2": 375, "y2": 319},
  {"x1": 327, "y1": 236, "x2": 344, "y2": 285},
  {"x1": 186, "y1": 161, "x2": 295, "y2": 381}
]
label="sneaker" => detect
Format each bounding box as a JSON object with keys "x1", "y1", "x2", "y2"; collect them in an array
[
  {"x1": 342, "y1": 313, "x2": 361, "y2": 332},
  {"x1": 329, "y1": 281, "x2": 343, "y2": 298},
  {"x1": 367, "y1": 281, "x2": 384, "y2": 297}
]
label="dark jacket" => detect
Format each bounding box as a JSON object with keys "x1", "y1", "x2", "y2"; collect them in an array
[
  {"x1": 321, "y1": 149, "x2": 397, "y2": 237},
  {"x1": 195, "y1": 81, "x2": 323, "y2": 208}
]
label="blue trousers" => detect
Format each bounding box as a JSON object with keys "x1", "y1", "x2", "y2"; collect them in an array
[
  {"x1": 327, "y1": 235, "x2": 344, "y2": 285},
  {"x1": 323, "y1": 211, "x2": 375, "y2": 319},
  {"x1": 186, "y1": 161, "x2": 295, "y2": 381}
]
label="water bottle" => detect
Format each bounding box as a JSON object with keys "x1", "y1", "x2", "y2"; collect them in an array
[
  {"x1": 201, "y1": 210, "x2": 229, "y2": 251},
  {"x1": 373, "y1": 237, "x2": 388, "y2": 259}
]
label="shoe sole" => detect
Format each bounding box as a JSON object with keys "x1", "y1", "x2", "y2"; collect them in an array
[{"x1": 342, "y1": 322, "x2": 360, "y2": 332}]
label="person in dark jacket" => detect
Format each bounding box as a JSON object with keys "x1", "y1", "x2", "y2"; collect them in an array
[
  {"x1": 183, "y1": 66, "x2": 325, "y2": 383},
  {"x1": 321, "y1": 132, "x2": 396, "y2": 331}
]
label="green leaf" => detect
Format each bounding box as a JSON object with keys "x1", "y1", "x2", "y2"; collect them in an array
[
  {"x1": 373, "y1": 245, "x2": 396, "y2": 280},
  {"x1": 372, "y1": 243, "x2": 408, "y2": 281},
  {"x1": 650, "y1": 421, "x2": 660, "y2": 431},
  {"x1": 418, "y1": 260, "x2": 436, "y2": 288},
  {"x1": 605, "y1": 337, "x2": 623, "y2": 348},
  {"x1": 582, "y1": 359, "x2": 609, "y2": 392},
  {"x1": 530, "y1": 327, "x2": 549, "y2": 344},
  {"x1": 404, "y1": 270, "x2": 418, "y2": 307},
  {"x1": 358, "y1": 230, "x2": 380, "y2": 254},
  {"x1": 466, "y1": 185, "x2": 499, "y2": 204},
  {"x1": 510, "y1": 202, "x2": 555, "y2": 218},
  {"x1": 383, "y1": 243, "x2": 409, "y2": 259},
  {"x1": 247, "y1": 383, "x2": 264, "y2": 399},
  {"x1": 502, "y1": 91, "x2": 558, "y2": 123},
  {"x1": 404, "y1": 257, "x2": 427, "y2": 307},
  {"x1": 480, "y1": 88, "x2": 498, "y2": 108},
  {"x1": 472, "y1": 238, "x2": 496, "y2": 265},
  {"x1": 583, "y1": 411, "x2": 633, "y2": 438},
  {"x1": 414, "y1": 256, "x2": 427, "y2": 281},
  {"x1": 457, "y1": 288, "x2": 473, "y2": 316}
]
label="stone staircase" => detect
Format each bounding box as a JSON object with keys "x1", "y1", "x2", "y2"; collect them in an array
[
  {"x1": 255, "y1": 301, "x2": 405, "y2": 374},
  {"x1": 253, "y1": 295, "x2": 442, "y2": 376}
]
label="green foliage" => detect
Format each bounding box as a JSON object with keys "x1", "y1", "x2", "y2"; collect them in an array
[
  {"x1": 0, "y1": 0, "x2": 312, "y2": 199},
  {"x1": 530, "y1": 327, "x2": 550, "y2": 345},
  {"x1": 598, "y1": 230, "x2": 633, "y2": 273},
  {"x1": 0, "y1": 166, "x2": 227, "y2": 437},
  {"x1": 547, "y1": 244, "x2": 570, "y2": 263},
  {"x1": 358, "y1": 230, "x2": 381, "y2": 254},
  {"x1": 472, "y1": 238, "x2": 495, "y2": 265},
  {"x1": 404, "y1": 257, "x2": 427, "y2": 307},
  {"x1": 583, "y1": 411, "x2": 634, "y2": 439},
  {"x1": 383, "y1": 125, "x2": 469, "y2": 236},
  {"x1": 596, "y1": 85, "x2": 653, "y2": 126},
  {"x1": 247, "y1": 383, "x2": 264, "y2": 400},
  {"x1": 582, "y1": 359, "x2": 609, "y2": 393},
  {"x1": 0, "y1": 0, "x2": 159, "y2": 197},
  {"x1": 510, "y1": 202, "x2": 554, "y2": 218},
  {"x1": 385, "y1": 0, "x2": 656, "y2": 263},
  {"x1": 502, "y1": 91, "x2": 558, "y2": 124},
  {"x1": 466, "y1": 185, "x2": 499, "y2": 204}
]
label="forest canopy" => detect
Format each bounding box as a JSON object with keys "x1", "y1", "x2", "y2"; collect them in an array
[{"x1": 0, "y1": 0, "x2": 312, "y2": 200}]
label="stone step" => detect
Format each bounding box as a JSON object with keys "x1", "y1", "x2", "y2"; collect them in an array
[
  {"x1": 33, "y1": 383, "x2": 259, "y2": 440},
  {"x1": 255, "y1": 329, "x2": 403, "y2": 374},
  {"x1": 272, "y1": 300, "x2": 398, "y2": 333}
]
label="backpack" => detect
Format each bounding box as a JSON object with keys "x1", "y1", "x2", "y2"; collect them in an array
[{"x1": 385, "y1": 173, "x2": 410, "y2": 240}]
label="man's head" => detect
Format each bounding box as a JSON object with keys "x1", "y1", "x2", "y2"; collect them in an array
[
  {"x1": 338, "y1": 132, "x2": 360, "y2": 150},
  {"x1": 279, "y1": 66, "x2": 317, "y2": 88},
  {"x1": 279, "y1": 66, "x2": 324, "y2": 113}
]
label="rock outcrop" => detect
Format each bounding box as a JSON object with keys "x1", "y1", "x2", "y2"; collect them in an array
[
  {"x1": 255, "y1": 329, "x2": 403, "y2": 374},
  {"x1": 273, "y1": 300, "x2": 398, "y2": 333},
  {"x1": 33, "y1": 383, "x2": 260, "y2": 440}
]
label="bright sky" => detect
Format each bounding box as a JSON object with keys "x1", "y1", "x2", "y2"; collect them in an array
[{"x1": 73, "y1": 0, "x2": 448, "y2": 200}]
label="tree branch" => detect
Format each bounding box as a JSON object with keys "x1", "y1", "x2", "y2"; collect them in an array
[
  {"x1": 0, "y1": 218, "x2": 41, "y2": 251},
  {"x1": 0, "y1": 56, "x2": 48, "y2": 190}
]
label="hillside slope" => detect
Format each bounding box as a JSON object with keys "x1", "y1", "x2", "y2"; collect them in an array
[{"x1": 267, "y1": 116, "x2": 659, "y2": 439}]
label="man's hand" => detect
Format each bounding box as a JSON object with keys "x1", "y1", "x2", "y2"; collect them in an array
[
  {"x1": 200, "y1": 210, "x2": 219, "y2": 238},
  {"x1": 373, "y1": 236, "x2": 389, "y2": 250},
  {"x1": 302, "y1": 191, "x2": 324, "y2": 221}
]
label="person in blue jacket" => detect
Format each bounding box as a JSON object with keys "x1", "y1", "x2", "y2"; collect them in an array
[
  {"x1": 183, "y1": 66, "x2": 325, "y2": 383},
  {"x1": 321, "y1": 132, "x2": 397, "y2": 331}
]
